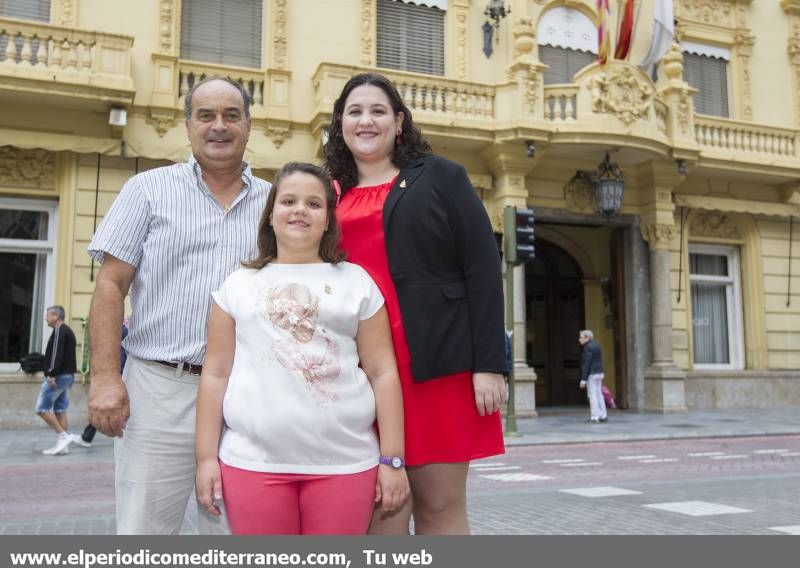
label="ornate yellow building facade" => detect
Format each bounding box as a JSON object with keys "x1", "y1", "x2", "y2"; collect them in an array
[{"x1": 1, "y1": 0, "x2": 799, "y2": 425}]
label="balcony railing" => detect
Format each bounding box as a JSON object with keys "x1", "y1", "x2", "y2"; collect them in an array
[
  {"x1": 178, "y1": 60, "x2": 266, "y2": 115},
  {"x1": 694, "y1": 115, "x2": 798, "y2": 159},
  {"x1": 0, "y1": 16, "x2": 133, "y2": 98},
  {"x1": 543, "y1": 84, "x2": 578, "y2": 122}
]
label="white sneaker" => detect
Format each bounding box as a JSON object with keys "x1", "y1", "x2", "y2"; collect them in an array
[
  {"x1": 43, "y1": 436, "x2": 71, "y2": 455},
  {"x1": 70, "y1": 433, "x2": 91, "y2": 448}
]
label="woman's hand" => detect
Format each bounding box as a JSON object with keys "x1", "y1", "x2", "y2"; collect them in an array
[
  {"x1": 375, "y1": 465, "x2": 410, "y2": 513},
  {"x1": 196, "y1": 458, "x2": 223, "y2": 517},
  {"x1": 473, "y1": 372, "x2": 505, "y2": 416}
]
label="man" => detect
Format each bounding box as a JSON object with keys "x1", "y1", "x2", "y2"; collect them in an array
[
  {"x1": 578, "y1": 329, "x2": 607, "y2": 423},
  {"x1": 87, "y1": 77, "x2": 270, "y2": 534},
  {"x1": 36, "y1": 305, "x2": 87, "y2": 455}
]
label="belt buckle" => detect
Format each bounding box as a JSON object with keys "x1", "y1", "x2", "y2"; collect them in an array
[{"x1": 174, "y1": 362, "x2": 185, "y2": 378}]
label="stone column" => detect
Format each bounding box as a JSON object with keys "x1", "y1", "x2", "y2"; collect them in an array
[
  {"x1": 512, "y1": 263, "x2": 537, "y2": 416},
  {"x1": 640, "y1": 223, "x2": 687, "y2": 413}
]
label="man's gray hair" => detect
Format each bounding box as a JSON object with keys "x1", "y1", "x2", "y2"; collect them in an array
[
  {"x1": 47, "y1": 305, "x2": 66, "y2": 321},
  {"x1": 579, "y1": 329, "x2": 594, "y2": 341},
  {"x1": 183, "y1": 75, "x2": 252, "y2": 121}
]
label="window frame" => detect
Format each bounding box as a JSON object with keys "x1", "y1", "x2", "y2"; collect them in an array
[
  {"x1": 376, "y1": 0, "x2": 446, "y2": 76},
  {"x1": 688, "y1": 243, "x2": 744, "y2": 370},
  {"x1": 0, "y1": 197, "x2": 58, "y2": 373},
  {"x1": 681, "y1": 48, "x2": 732, "y2": 118}
]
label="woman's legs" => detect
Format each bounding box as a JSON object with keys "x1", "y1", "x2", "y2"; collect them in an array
[
  {"x1": 408, "y1": 462, "x2": 470, "y2": 534},
  {"x1": 219, "y1": 463, "x2": 300, "y2": 534},
  {"x1": 299, "y1": 467, "x2": 377, "y2": 534},
  {"x1": 368, "y1": 494, "x2": 413, "y2": 535},
  {"x1": 587, "y1": 373, "x2": 607, "y2": 420}
]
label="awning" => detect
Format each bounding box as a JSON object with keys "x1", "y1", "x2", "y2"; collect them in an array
[
  {"x1": 391, "y1": 0, "x2": 448, "y2": 9},
  {"x1": 681, "y1": 41, "x2": 731, "y2": 61},
  {"x1": 675, "y1": 194, "x2": 800, "y2": 218}
]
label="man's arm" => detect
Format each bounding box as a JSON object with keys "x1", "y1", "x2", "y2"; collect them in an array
[{"x1": 88, "y1": 255, "x2": 136, "y2": 438}]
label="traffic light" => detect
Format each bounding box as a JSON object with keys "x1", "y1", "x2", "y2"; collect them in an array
[{"x1": 503, "y1": 205, "x2": 535, "y2": 265}]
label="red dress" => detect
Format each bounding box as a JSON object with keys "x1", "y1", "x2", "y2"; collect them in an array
[{"x1": 337, "y1": 179, "x2": 505, "y2": 466}]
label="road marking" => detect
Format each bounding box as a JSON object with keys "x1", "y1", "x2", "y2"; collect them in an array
[
  {"x1": 780, "y1": 452, "x2": 800, "y2": 457},
  {"x1": 710, "y1": 454, "x2": 749, "y2": 460},
  {"x1": 643, "y1": 501, "x2": 752, "y2": 517},
  {"x1": 752, "y1": 449, "x2": 790, "y2": 454},
  {"x1": 471, "y1": 462, "x2": 506, "y2": 467},
  {"x1": 638, "y1": 458, "x2": 678, "y2": 463},
  {"x1": 480, "y1": 473, "x2": 552, "y2": 482},
  {"x1": 559, "y1": 487, "x2": 642, "y2": 498},
  {"x1": 471, "y1": 466, "x2": 522, "y2": 472},
  {"x1": 560, "y1": 462, "x2": 603, "y2": 467},
  {"x1": 542, "y1": 459, "x2": 586, "y2": 464},
  {"x1": 687, "y1": 452, "x2": 726, "y2": 457},
  {"x1": 617, "y1": 455, "x2": 656, "y2": 460},
  {"x1": 768, "y1": 525, "x2": 800, "y2": 535}
]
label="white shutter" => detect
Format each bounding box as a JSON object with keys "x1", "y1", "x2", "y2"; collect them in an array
[
  {"x1": 539, "y1": 46, "x2": 595, "y2": 85},
  {"x1": 0, "y1": 0, "x2": 50, "y2": 21},
  {"x1": 683, "y1": 53, "x2": 729, "y2": 118},
  {"x1": 180, "y1": 0, "x2": 263, "y2": 69},
  {"x1": 377, "y1": 0, "x2": 445, "y2": 76}
]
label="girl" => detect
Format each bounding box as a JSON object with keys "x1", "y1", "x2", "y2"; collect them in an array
[{"x1": 195, "y1": 162, "x2": 408, "y2": 535}]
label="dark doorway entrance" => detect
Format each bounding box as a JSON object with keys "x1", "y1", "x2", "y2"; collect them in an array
[{"x1": 526, "y1": 239, "x2": 585, "y2": 406}]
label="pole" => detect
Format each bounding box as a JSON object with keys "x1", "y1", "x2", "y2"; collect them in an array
[{"x1": 502, "y1": 205, "x2": 519, "y2": 436}]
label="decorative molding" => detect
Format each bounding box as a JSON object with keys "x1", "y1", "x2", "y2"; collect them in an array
[
  {"x1": 676, "y1": 0, "x2": 736, "y2": 27},
  {"x1": 272, "y1": 0, "x2": 288, "y2": 70},
  {"x1": 361, "y1": 0, "x2": 375, "y2": 66},
  {"x1": 588, "y1": 67, "x2": 654, "y2": 126},
  {"x1": 158, "y1": 0, "x2": 176, "y2": 55},
  {"x1": 55, "y1": 0, "x2": 78, "y2": 27},
  {"x1": 784, "y1": 5, "x2": 800, "y2": 125},
  {"x1": 265, "y1": 125, "x2": 292, "y2": 148},
  {"x1": 146, "y1": 110, "x2": 178, "y2": 138},
  {"x1": 677, "y1": 88, "x2": 692, "y2": 134},
  {"x1": 512, "y1": 18, "x2": 536, "y2": 60},
  {"x1": 455, "y1": 6, "x2": 469, "y2": 80},
  {"x1": 689, "y1": 211, "x2": 742, "y2": 239},
  {"x1": 734, "y1": 32, "x2": 755, "y2": 120},
  {"x1": 0, "y1": 147, "x2": 55, "y2": 189},
  {"x1": 524, "y1": 71, "x2": 539, "y2": 113},
  {"x1": 640, "y1": 223, "x2": 677, "y2": 249}
]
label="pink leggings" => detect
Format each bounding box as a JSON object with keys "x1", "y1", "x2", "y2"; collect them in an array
[{"x1": 219, "y1": 462, "x2": 378, "y2": 535}]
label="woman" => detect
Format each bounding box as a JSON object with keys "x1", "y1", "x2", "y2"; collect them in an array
[
  {"x1": 325, "y1": 73, "x2": 506, "y2": 534},
  {"x1": 578, "y1": 329, "x2": 607, "y2": 423}
]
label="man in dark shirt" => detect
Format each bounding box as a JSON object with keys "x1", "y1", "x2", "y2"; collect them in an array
[{"x1": 36, "y1": 305, "x2": 81, "y2": 455}]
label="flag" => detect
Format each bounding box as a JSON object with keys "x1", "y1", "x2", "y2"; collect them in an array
[
  {"x1": 598, "y1": 0, "x2": 611, "y2": 65},
  {"x1": 614, "y1": 0, "x2": 635, "y2": 60},
  {"x1": 639, "y1": 0, "x2": 675, "y2": 73}
]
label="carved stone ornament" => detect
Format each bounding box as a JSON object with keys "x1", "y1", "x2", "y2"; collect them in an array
[
  {"x1": 565, "y1": 173, "x2": 595, "y2": 214},
  {"x1": 676, "y1": 0, "x2": 736, "y2": 27},
  {"x1": 159, "y1": 0, "x2": 175, "y2": 55},
  {"x1": 58, "y1": 0, "x2": 77, "y2": 27},
  {"x1": 272, "y1": 0, "x2": 288, "y2": 70},
  {"x1": 689, "y1": 211, "x2": 742, "y2": 239},
  {"x1": 266, "y1": 125, "x2": 292, "y2": 148},
  {"x1": 588, "y1": 67, "x2": 654, "y2": 125},
  {"x1": 524, "y1": 69, "x2": 539, "y2": 113},
  {"x1": 456, "y1": 8, "x2": 468, "y2": 80},
  {"x1": 0, "y1": 147, "x2": 55, "y2": 189},
  {"x1": 146, "y1": 112, "x2": 178, "y2": 138},
  {"x1": 678, "y1": 88, "x2": 692, "y2": 134},
  {"x1": 361, "y1": 0, "x2": 374, "y2": 66},
  {"x1": 640, "y1": 223, "x2": 677, "y2": 249}
]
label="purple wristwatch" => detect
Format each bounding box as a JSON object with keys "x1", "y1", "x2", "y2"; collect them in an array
[{"x1": 379, "y1": 455, "x2": 405, "y2": 469}]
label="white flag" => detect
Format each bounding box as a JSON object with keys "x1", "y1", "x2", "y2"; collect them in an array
[{"x1": 639, "y1": 0, "x2": 675, "y2": 73}]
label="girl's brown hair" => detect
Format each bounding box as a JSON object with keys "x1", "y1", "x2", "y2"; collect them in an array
[{"x1": 243, "y1": 162, "x2": 346, "y2": 269}]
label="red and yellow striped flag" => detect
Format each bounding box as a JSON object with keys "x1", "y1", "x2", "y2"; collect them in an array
[
  {"x1": 597, "y1": 0, "x2": 611, "y2": 65},
  {"x1": 614, "y1": 0, "x2": 635, "y2": 60}
]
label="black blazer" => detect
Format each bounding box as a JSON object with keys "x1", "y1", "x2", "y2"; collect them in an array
[
  {"x1": 580, "y1": 340, "x2": 604, "y2": 381},
  {"x1": 382, "y1": 155, "x2": 506, "y2": 381}
]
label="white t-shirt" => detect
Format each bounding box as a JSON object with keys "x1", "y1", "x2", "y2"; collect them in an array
[{"x1": 211, "y1": 262, "x2": 384, "y2": 474}]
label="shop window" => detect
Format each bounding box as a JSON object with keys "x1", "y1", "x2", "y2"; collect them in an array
[
  {"x1": 537, "y1": 5, "x2": 596, "y2": 85},
  {"x1": 180, "y1": 0, "x2": 263, "y2": 68},
  {"x1": 689, "y1": 244, "x2": 744, "y2": 369},
  {"x1": 0, "y1": 0, "x2": 50, "y2": 21},
  {"x1": 0, "y1": 199, "x2": 56, "y2": 371},
  {"x1": 377, "y1": 0, "x2": 445, "y2": 76},
  {"x1": 682, "y1": 42, "x2": 730, "y2": 117}
]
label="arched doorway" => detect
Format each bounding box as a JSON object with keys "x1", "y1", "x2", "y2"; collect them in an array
[{"x1": 526, "y1": 239, "x2": 586, "y2": 406}]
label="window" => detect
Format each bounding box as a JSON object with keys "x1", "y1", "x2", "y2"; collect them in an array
[
  {"x1": 689, "y1": 244, "x2": 744, "y2": 369},
  {"x1": 0, "y1": 199, "x2": 57, "y2": 371},
  {"x1": 377, "y1": 0, "x2": 445, "y2": 76},
  {"x1": 536, "y1": 6, "x2": 597, "y2": 85},
  {"x1": 682, "y1": 42, "x2": 730, "y2": 117},
  {"x1": 180, "y1": 0, "x2": 263, "y2": 68},
  {"x1": 0, "y1": 0, "x2": 50, "y2": 21}
]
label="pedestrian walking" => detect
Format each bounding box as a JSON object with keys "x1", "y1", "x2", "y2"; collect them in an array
[
  {"x1": 195, "y1": 163, "x2": 408, "y2": 534},
  {"x1": 578, "y1": 330, "x2": 607, "y2": 423},
  {"x1": 87, "y1": 76, "x2": 270, "y2": 535}
]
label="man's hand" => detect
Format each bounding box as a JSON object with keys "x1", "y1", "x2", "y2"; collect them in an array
[
  {"x1": 579, "y1": 380, "x2": 587, "y2": 389},
  {"x1": 47, "y1": 376, "x2": 57, "y2": 390},
  {"x1": 88, "y1": 376, "x2": 129, "y2": 438},
  {"x1": 473, "y1": 372, "x2": 505, "y2": 416},
  {"x1": 374, "y1": 466, "x2": 409, "y2": 513}
]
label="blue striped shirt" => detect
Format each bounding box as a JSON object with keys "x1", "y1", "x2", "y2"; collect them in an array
[{"x1": 88, "y1": 155, "x2": 270, "y2": 365}]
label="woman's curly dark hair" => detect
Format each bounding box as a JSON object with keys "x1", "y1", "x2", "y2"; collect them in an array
[{"x1": 324, "y1": 73, "x2": 431, "y2": 193}]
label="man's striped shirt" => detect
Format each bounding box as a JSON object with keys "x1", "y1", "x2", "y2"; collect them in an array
[{"x1": 88, "y1": 155, "x2": 270, "y2": 365}]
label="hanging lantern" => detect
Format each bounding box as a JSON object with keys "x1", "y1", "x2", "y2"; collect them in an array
[{"x1": 594, "y1": 153, "x2": 624, "y2": 219}]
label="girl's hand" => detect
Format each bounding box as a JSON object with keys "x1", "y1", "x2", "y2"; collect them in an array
[
  {"x1": 375, "y1": 465, "x2": 409, "y2": 513},
  {"x1": 196, "y1": 459, "x2": 223, "y2": 517},
  {"x1": 473, "y1": 372, "x2": 505, "y2": 416}
]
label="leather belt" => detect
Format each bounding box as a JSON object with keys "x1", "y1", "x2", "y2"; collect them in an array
[{"x1": 156, "y1": 360, "x2": 203, "y2": 376}]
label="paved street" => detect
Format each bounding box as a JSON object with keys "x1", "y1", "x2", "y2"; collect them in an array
[{"x1": 2, "y1": 408, "x2": 800, "y2": 535}]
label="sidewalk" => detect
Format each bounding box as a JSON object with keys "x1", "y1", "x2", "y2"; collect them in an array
[{"x1": 2, "y1": 407, "x2": 799, "y2": 466}]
